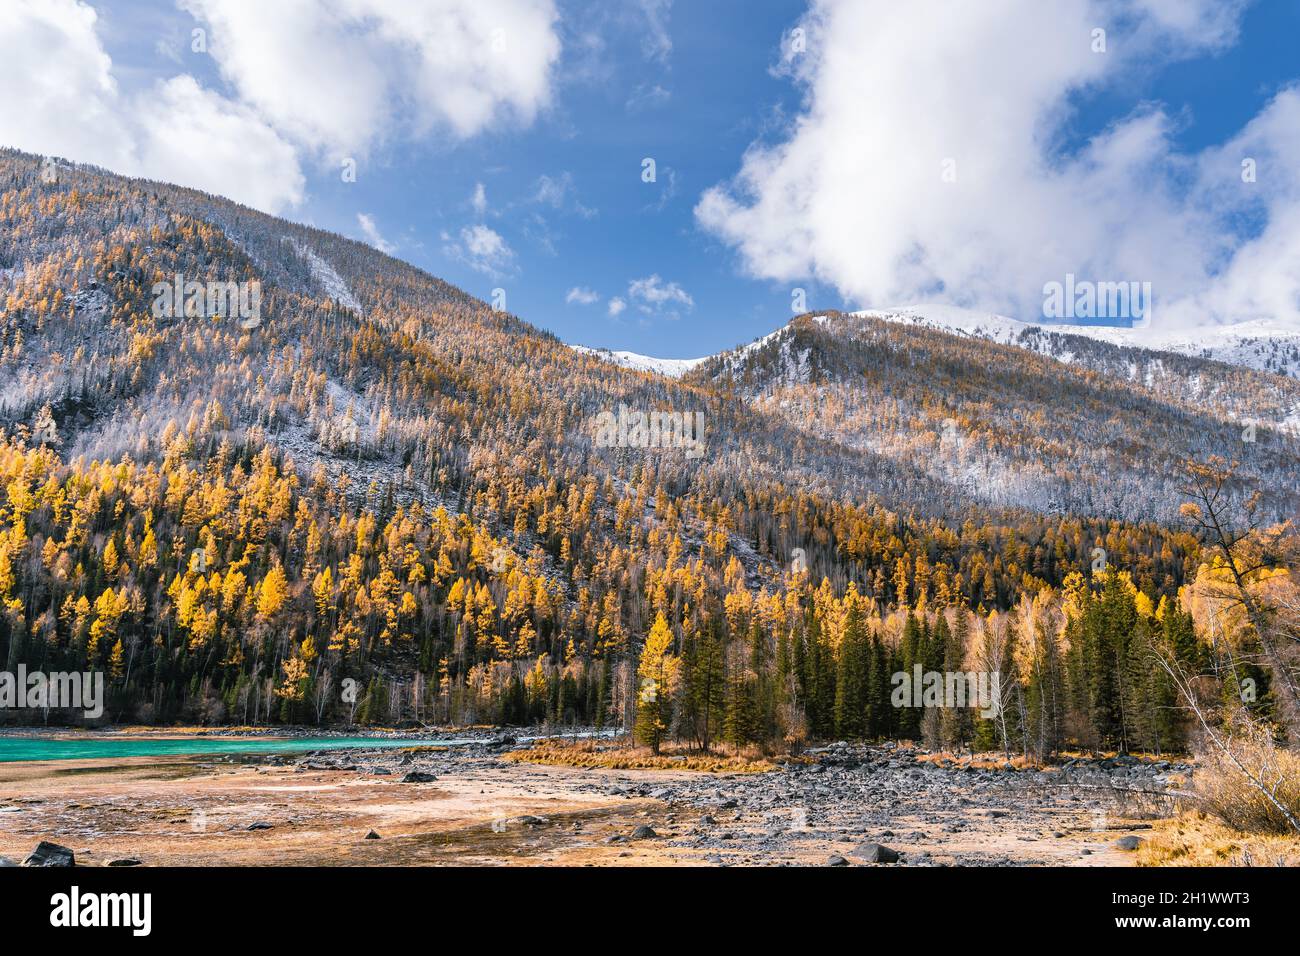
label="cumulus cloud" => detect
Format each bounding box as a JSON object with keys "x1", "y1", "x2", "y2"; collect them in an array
[
  {"x1": 0, "y1": 0, "x2": 304, "y2": 212},
  {"x1": 566, "y1": 286, "x2": 600, "y2": 305},
  {"x1": 607, "y1": 296, "x2": 627, "y2": 317},
  {"x1": 628, "y1": 274, "x2": 693, "y2": 313},
  {"x1": 180, "y1": 0, "x2": 562, "y2": 158},
  {"x1": 0, "y1": 0, "x2": 562, "y2": 215},
  {"x1": 697, "y1": 0, "x2": 1298, "y2": 332},
  {"x1": 444, "y1": 224, "x2": 516, "y2": 277}
]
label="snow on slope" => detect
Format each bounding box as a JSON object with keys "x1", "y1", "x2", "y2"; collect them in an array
[
  {"x1": 570, "y1": 345, "x2": 707, "y2": 378},
  {"x1": 858, "y1": 304, "x2": 1300, "y2": 378},
  {"x1": 570, "y1": 303, "x2": 1300, "y2": 382},
  {"x1": 291, "y1": 240, "x2": 363, "y2": 314}
]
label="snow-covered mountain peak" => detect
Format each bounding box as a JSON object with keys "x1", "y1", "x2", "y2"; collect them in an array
[
  {"x1": 858, "y1": 304, "x2": 1300, "y2": 378},
  {"x1": 570, "y1": 302, "x2": 1300, "y2": 383},
  {"x1": 570, "y1": 345, "x2": 708, "y2": 378}
]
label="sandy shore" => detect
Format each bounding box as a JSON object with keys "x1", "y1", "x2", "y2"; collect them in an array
[{"x1": 0, "y1": 740, "x2": 1160, "y2": 866}]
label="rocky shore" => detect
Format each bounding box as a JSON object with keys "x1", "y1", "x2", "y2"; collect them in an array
[{"x1": 0, "y1": 733, "x2": 1188, "y2": 866}]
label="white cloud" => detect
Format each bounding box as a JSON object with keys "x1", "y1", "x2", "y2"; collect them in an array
[
  {"x1": 0, "y1": 0, "x2": 132, "y2": 170},
  {"x1": 135, "y1": 76, "x2": 307, "y2": 213},
  {"x1": 697, "y1": 0, "x2": 1299, "y2": 333},
  {"x1": 607, "y1": 296, "x2": 627, "y2": 317},
  {"x1": 637, "y1": 0, "x2": 673, "y2": 64},
  {"x1": 181, "y1": 0, "x2": 562, "y2": 157},
  {"x1": 532, "y1": 172, "x2": 596, "y2": 217},
  {"x1": 566, "y1": 286, "x2": 600, "y2": 305},
  {"x1": 626, "y1": 83, "x2": 672, "y2": 112},
  {"x1": 628, "y1": 274, "x2": 693, "y2": 313},
  {"x1": 444, "y1": 224, "x2": 516, "y2": 277},
  {"x1": 0, "y1": 0, "x2": 304, "y2": 213},
  {"x1": 471, "y1": 182, "x2": 488, "y2": 217},
  {"x1": 0, "y1": 0, "x2": 562, "y2": 216},
  {"x1": 357, "y1": 213, "x2": 395, "y2": 253}
]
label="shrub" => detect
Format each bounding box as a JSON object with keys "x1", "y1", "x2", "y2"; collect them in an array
[{"x1": 1192, "y1": 731, "x2": 1300, "y2": 835}]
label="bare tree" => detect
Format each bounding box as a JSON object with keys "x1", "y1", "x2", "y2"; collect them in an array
[{"x1": 1147, "y1": 634, "x2": 1300, "y2": 834}]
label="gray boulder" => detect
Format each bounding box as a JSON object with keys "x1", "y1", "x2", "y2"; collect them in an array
[
  {"x1": 851, "y1": 842, "x2": 900, "y2": 864},
  {"x1": 23, "y1": 842, "x2": 75, "y2": 867}
]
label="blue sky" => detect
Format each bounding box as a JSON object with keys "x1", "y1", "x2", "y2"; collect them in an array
[{"x1": 6, "y1": 1, "x2": 1300, "y2": 355}]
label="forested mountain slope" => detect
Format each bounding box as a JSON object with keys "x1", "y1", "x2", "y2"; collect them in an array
[
  {"x1": 0, "y1": 149, "x2": 1291, "y2": 753},
  {"x1": 687, "y1": 311, "x2": 1299, "y2": 523}
]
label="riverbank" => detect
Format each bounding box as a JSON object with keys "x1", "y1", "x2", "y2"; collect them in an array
[{"x1": 0, "y1": 736, "x2": 1178, "y2": 866}]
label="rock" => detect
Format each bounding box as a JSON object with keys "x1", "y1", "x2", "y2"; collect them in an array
[
  {"x1": 851, "y1": 842, "x2": 900, "y2": 864},
  {"x1": 23, "y1": 841, "x2": 75, "y2": 867},
  {"x1": 106, "y1": 858, "x2": 142, "y2": 867},
  {"x1": 699, "y1": 815, "x2": 716, "y2": 826},
  {"x1": 630, "y1": 825, "x2": 657, "y2": 840},
  {"x1": 1114, "y1": 836, "x2": 1144, "y2": 851},
  {"x1": 505, "y1": 815, "x2": 546, "y2": 827},
  {"x1": 400, "y1": 771, "x2": 438, "y2": 783},
  {"x1": 826, "y1": 855, "x2": 849, "y2": 866},
  {"x1": 246, "y1": 822, "x2": 274, "y2": 831},
  {"x1": 364, "y1": 830, "x2": 381, "y2": 840},
  {"x1": 0, "y1": 857, "x2": 18, "y2": 867}
]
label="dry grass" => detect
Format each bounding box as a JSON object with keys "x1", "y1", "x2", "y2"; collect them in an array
[
  {"x1": 505, "y1": 739, "x2": 778, "y2": 773},
  {"x1": 1192, "y1": 736, "x2": 1300, "y2": 834},
  {"x1": 1139, "y1": 812, "x2": 1300, "y2": 867}
]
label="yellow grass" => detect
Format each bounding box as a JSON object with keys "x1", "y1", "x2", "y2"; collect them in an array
[
  {"x1": 1192, "y1": 738, "x2": 1300, "y2": 834},
  {"x1": 505, "y1": 739, "x2": 778, "y2": 773},
  {"x1": 1138, "y1": 812, "x2": 1300, "y2": 867}
]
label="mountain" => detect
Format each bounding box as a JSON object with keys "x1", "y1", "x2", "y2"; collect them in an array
[
  {"x1": 569, "y1": 345, "x2": 705, "y2": 378},
  {"x1": 857, "y1": 304, "x2": 1300, "y2": 381},
  {"x1": 0, "y1": 147, "x2": 1285, "y2": 735},
  {"x1": 680, "y1": 310, "x2": 1300, "y2": 523}
]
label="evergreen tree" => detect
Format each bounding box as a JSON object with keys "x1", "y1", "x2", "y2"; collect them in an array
[{"x1": 634, "y1": 613, "x2": 676, "y2": 754}]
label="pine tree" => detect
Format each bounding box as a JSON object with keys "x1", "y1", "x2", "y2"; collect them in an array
[{"x1": 682, "y1": 629, "x2": 725, "y2": 751}]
